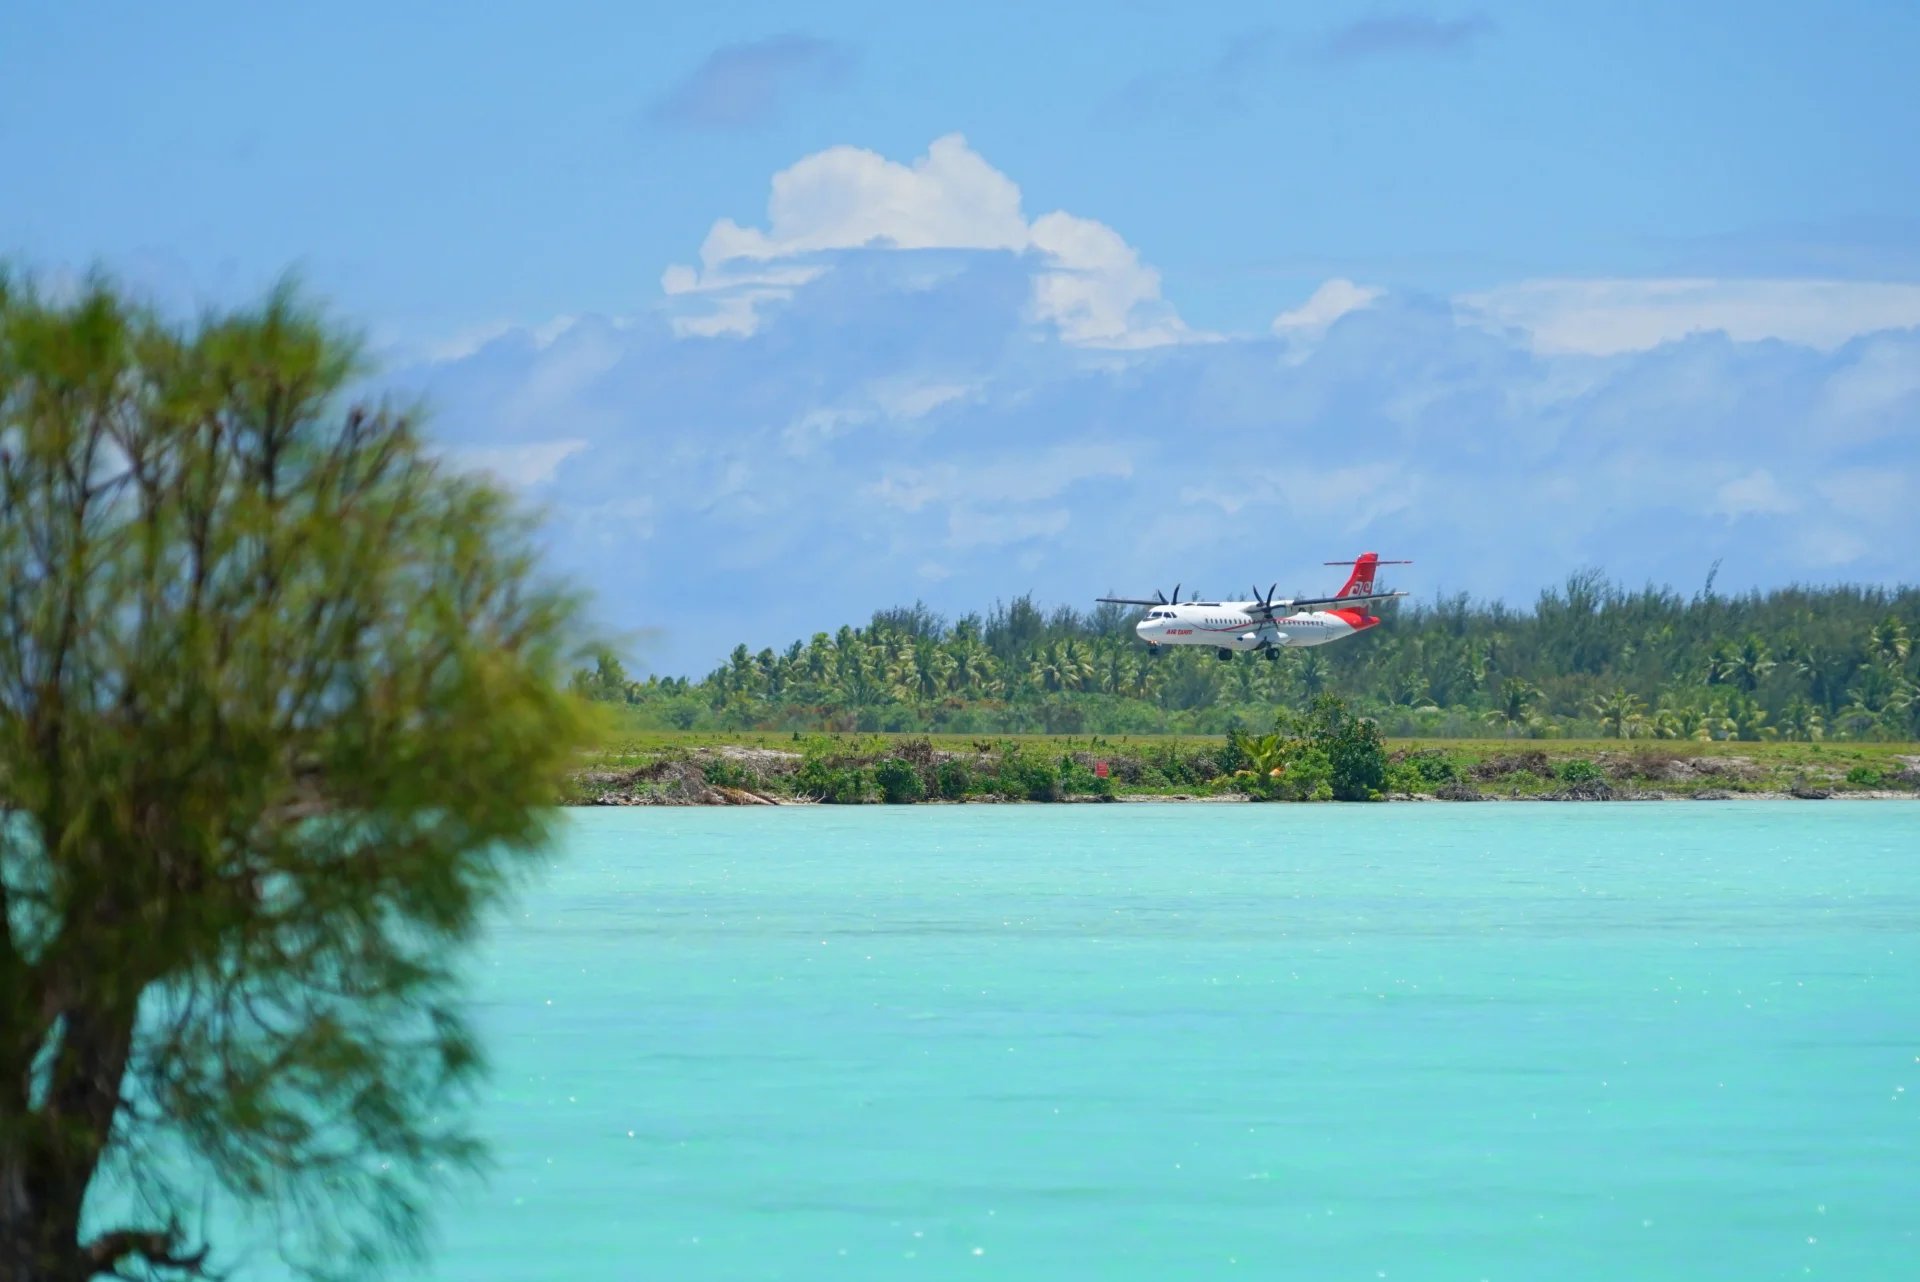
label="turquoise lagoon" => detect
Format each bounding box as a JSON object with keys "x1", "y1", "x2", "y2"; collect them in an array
[{"x1": 434, "y1": 803, "x2": 1915, "y2": 1279}]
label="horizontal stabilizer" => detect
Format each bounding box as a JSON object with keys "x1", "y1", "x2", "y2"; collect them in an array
[{"x1": 1250, "y1": 589, "x2": 1408, "y2": 616}]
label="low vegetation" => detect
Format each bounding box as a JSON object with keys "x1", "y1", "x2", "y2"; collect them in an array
[{"x1": 568, "y1": 704, "x2": 1920, "y2": 806}]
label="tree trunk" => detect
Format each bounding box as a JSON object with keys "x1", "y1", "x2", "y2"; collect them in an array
[
  {"x1": 0, "y1": 1155, "x2": 87, "y2": 1282},
  {"x1": 0, "y1": 1005, "x2": 140, "y2": 1282}
]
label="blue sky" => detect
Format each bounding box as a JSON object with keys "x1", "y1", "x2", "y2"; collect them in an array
[{"x1": 6, "y1": 2, "x2": 1920, "y2": 672}]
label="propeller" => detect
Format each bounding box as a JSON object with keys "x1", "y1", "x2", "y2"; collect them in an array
[{"x1": 1096, "y1": 582, "x2": 1183, "y2": 610}]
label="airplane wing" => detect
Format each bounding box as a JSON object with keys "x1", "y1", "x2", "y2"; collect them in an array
[{"x1": 1097, "y1": 596, "x2": 1165, "y2": 607}]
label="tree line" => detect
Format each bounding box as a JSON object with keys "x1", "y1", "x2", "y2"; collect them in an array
[{"x1": 579, "y1": 572, "x2": 1920, "y2": 740}]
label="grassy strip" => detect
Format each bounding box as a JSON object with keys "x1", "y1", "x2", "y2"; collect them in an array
[{"x1": 566, "y1": 730, "x2": 1920, "y2": 805}]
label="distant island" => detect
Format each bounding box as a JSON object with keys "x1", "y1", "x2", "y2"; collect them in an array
[{"x1": 575, "y1": 572, "x2": 1919, "y2": 744}]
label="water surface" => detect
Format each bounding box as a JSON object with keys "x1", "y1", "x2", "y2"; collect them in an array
[{"x1": 444, "y1": 803, "x2": 1916, "y2": 1279}]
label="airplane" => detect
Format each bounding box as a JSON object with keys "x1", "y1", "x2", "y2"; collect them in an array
[{"x1": 1098, "y1": 553, "x2": 1410, "y2": 661}]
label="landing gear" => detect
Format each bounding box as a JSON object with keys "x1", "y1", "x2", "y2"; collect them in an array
[
  {"x1": 1262, "y1": 646, "x2": 1279, "y2": 662},
  {"x1": 1146, "y1": 643, "x2": 1161, "y2": 659},
  {"x1": 1215, "y1": 647, "x2": 1234, "y2": 662}
]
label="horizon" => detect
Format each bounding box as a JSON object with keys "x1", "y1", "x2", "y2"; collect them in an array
[{"x1": 7, "y1": 2, "x2": 1918, "y2": 675}]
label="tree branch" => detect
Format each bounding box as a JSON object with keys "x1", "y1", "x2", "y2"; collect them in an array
[{"x1": 83, "y1": 1224, "x2": 210, "y2": 1277}]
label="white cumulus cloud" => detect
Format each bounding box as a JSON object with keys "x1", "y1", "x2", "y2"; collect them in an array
[
  {"x1": 663, "y1": 134, "x2": 1201, "y2": 347},
  {"x1": 696, "y1": 134, "x2": 1027, "y2": 263}
]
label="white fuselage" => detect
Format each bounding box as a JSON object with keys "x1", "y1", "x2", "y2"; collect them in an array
[{"x1": 1135, "y1": 601, "x2": 1376, "y2": 651}]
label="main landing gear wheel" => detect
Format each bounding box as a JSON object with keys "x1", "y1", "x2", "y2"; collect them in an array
[
  {"x1": 1215, "y1": 648, "x2": 1234, "y2": 662},
  {"x1": 1262, "y1": 647, "x2": 1279, "y2": 662}
]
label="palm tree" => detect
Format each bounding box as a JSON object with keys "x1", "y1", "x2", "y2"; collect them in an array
[
  {"x1": 887, "y1": 639, "x2": 951, "y2": 704},
  {"x1": 1719, "y1": 691, "x2": 1772, "y2": 741},
  {"x1": 1090, "y1": 641, "x2": 1132, "y2": 696},
  {"x1": 947, "y1": 637, "x2": 998, "y2": 698},
  {"x1": 804, "y1": 632, "x2": 834, "y2": 685},
  {"x1": 1869, "y1": 615, "x2": 1912, "y2": 668},
  {"x1": 1837, "y1": 666, "x2": 1914, "y2": 740},
  {"x1": 1776, "y1": 696, "x2": 1824, "y2": 742},
  {"x1": 1710, "y1": 635, "x2": 1775, "y2": 693},
  {"x1": 1590, "y1": 687, "x2": 1647, "y2": 739},
  {"x1": 1389, "y1": 670, "x2": 1435, "y2": 709},
  {"x1": 1231, "y1": 732, "x2": 1289, "y2": 779},
  {"x1": 1126, "y1": 655, "x2": 1163, "y2": 701},
  {"x1": 1064, "y1": 638, "x2": 1096, "y2": 691},
  {"x1": 1028, "y1": 641, "x2": 1081, "y2": 694},
  {"x1": 1295, "y1": 650, "x2": 1328, "y2": 699},
  {"x1": 835, "y1": 636, "x2": 886, "y2": 707},
  {"x1": 1483, "y1": 678, "x2": 1541, "y2": 736},
  {"x1": 725, "y1": 644, "x2": 759, "y2": 696},
  {"x1": 1648, "y1": 689, "x2": 1709, "y2": 740},
  {"x1": 1429, "y1": 640, "x2": 1486, "y2": 707},
  {"x1": 1845, "y1": 665, "x2": 1913, "y2": 716},
  {"x1": 1791, "y1": 644, "x2": 1851, "y2": 713}
]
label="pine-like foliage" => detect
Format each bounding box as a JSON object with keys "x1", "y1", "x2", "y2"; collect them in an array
[{"x1": 0, "y1": 277, "x2": 587, "y2": 1280}]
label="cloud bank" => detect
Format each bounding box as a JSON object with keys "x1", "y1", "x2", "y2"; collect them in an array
[{"x1": 405, "y1": 138, "x2": 1920, "y2": 674}]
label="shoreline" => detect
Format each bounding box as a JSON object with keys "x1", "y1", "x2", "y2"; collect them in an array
[
  {"x1": 567, "y1": 742, "x2": 1920, "y2": 808},
  {"x1": 565, "y1": 794, "x2": 1920, "y2": 806}
]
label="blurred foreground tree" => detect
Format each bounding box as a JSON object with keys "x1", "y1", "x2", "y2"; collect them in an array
[{"x1": 0, "y1": 276, "x2": 587, "y2": 1280}]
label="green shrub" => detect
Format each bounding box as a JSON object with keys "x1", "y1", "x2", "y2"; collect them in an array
[
  {"x1": 1149, "y1": 745, "x2": 1222, "y2": 786},
  {"x1": 1383, "y1": 752, "x2": 1458, "y2": 793},
  {"x1": 1403, "y1": 750, "x2": 1459, "y2": 785},
  {"x1": 996, "y1": 755, "x2": 1061, "y2": 802},
  {"x1": 936, "y1": 759, "x2": 972, "y2": 800},
  {"x1": 874, "y1": 757, "x2": 926, "y2": 804},
  {"x1": 1059, "y1": 756, "x2": 1104, "y2": 795},
  {"x1": 701, "y1": 758, "x2": 761, "y2": 790},
  {"x1": 1270, "y1": 744, "x2": 1334, "y2": 801},
  {"x1": 1557, "y1": 758, "x2": 1605, "y2": 785},
  {"x1": 795, "y1": 757, "x2": 873, "y2": 803},
  {"x1": 1845, "y1": 764, "x2": 1884, "y2": 789},
  {"x1": 1309, "y1": 696, "x2": 1387, "y2": 801},
  {"x1": 1383, "y1": 762, "x2": 1425, "y2": 794}
]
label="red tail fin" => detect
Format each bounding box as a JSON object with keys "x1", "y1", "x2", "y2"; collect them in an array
[{"x1": 1336, "y1": 552, "x2": 1380, "y2": 599}]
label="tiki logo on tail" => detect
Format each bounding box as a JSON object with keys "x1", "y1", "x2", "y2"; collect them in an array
[{"x1": 1338, "y1": 552, "x2": 1380, "y2": 598}]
